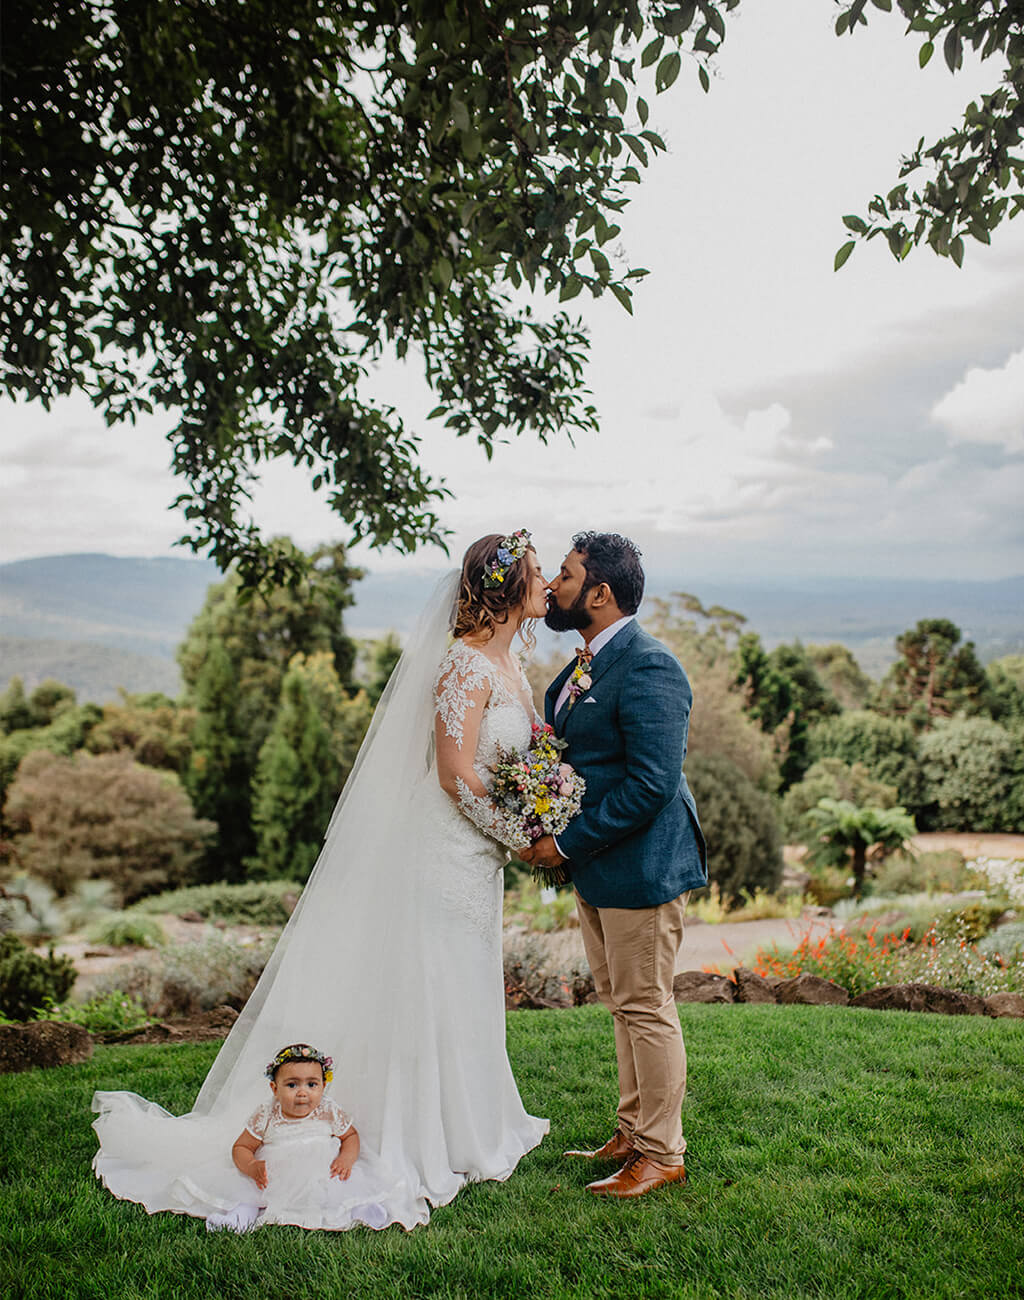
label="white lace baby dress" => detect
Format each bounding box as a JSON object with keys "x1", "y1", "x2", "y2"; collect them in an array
[{"x1": 203, "y1": 1096, "x2": 393, "y2": 1232}]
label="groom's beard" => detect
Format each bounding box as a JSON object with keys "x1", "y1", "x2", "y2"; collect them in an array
[{"x1": 544, "y1": 589, "x2": 593, "y2": 633}]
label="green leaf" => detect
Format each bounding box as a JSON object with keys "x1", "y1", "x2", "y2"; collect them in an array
[
  {"x1": 641, "y1": 36, "x2": 664, "y2": 68},
  {"x1": 699, "y1": 66, "x2": 710, "y2": 94},
  {"x1": 951, "y1": 236, "x2": 964, "y2": 267},
  {"x1": 610, "y1": 81, "x2": 628, "y2": 114},
  {"x1": 834, "y1": 240, "x2": 856, "y2": 271},
  {"x1": 919, "y1": 40, "x2": 934, "y2": 68},
  {"x1": 622, "y1": 134, "x2": 649, "y2": 165},
  {"x1": 637, "y1": 97, "x2": 649, "y2": 125},
  {"x1": 943, "y1": 28, "x2": 962, "y2": 72},
  {"x1": 451, "y1": 98, "x2": 469, "y2": 133},
  {"x1": 656, "y1": 52, "x2": 682, "y2": 93},
  {"x1": 842, "y1": 214, "x2": 868, "y2": 234},
  {"x1": 610, "y1": 282, "x2": 633, "y2": 314},
  {"x1": 559, "y1": 275, "x2": 583, "y2": 302}
]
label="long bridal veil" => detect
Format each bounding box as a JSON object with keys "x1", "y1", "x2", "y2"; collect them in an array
[
  {"x1": 193, "y1": 569, "x2": 461, "y2": 1120},
  {"x1": 92, "y1": 570, "x2": 504, "y2": 1229}
]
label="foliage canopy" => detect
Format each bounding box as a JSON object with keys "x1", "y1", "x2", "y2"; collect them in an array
[
  {"x1": 3, "y1": 750, "x2": 216, "y2": 904},
  {"x1": 7, "y1": 2, "x2": 1018, "y2": 579},
  {"x1": 875, "y1": 618, "x2": 991, "y2": 722},
  {"x1": 2, "y1": 0, "x2": 736, "y2": 582},
  {"x1": 835, "y1": 0, "x2": 1024, "y2": 269}
]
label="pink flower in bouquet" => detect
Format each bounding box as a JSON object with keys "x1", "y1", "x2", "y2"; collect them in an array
[
  {"x1": 577, "y1": 673, "x2": 592, "y2": 691},
  {"x1": 556, "y1": 763, "x2": 576, "y2": 797}
]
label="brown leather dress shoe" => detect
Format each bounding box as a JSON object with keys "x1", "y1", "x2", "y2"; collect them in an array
[
  {"x1": 586, "y1": 1152, "x2": 687, "y2": 1198},
  {"x1": 564, "y1": 1129, "x2": 635, "y2": 1162}
]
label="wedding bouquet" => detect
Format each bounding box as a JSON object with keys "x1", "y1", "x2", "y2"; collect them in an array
[{"x1": 491, "y1": 721, "x2": 585, "y2": 887}]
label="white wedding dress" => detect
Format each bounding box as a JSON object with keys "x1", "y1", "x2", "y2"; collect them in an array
[{"x1": 92, "y1": 574, "x2": 548, "y2": 1230}]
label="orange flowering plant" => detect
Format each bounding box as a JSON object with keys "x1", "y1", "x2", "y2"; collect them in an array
[{"x1": 754, "y1": 921, "x2": 1023, "y2": 999}]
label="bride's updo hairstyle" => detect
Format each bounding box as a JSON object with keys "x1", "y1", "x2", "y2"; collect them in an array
[{"x1": 454, "y1": 531, "x2": 535, "y2": 645}]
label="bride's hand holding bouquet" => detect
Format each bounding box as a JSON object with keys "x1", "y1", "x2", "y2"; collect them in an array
[{"x1": 491, "y1": 720, "x2": 584, "y2": 887}]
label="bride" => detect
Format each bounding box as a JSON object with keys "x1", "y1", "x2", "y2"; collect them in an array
[{"x1": 92, "y1": 530, "x2": 551, "y2": 1230}]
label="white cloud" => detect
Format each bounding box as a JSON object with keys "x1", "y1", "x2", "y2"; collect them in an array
[{"x1": 931, "y1": 349, "x2": 1024, "y2": 454}]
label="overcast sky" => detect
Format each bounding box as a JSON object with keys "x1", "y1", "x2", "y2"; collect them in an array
[{"x1": 3, "y1": 1, "x2": 1023, "y2": 585}]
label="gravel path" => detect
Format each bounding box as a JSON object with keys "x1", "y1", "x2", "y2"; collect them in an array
[{"x1": 520, "y1": 913, "x2": 838, "y2": 977}]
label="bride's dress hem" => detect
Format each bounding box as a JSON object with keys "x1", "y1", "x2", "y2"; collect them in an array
[{"x1": 91, "y1": 1114, "x2": 548, "y2": 1233}]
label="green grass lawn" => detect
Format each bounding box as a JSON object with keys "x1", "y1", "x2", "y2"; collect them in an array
[{"x1": 2, "y1": 1005, "x2": 1022, "y2": 1300}]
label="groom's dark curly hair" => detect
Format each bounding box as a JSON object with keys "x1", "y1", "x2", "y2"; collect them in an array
[{"x1": 573, "y1": 532, "x2": 644, "y2": 615}]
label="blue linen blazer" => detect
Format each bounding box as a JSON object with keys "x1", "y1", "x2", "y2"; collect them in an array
[{"x1": 544, "y1": 621, "x2": 707, "y2": 909}]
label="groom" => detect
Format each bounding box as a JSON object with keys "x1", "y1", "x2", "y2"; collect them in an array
[{"x1": 521, "y1": 532, "x2": 707, "y2": 1199}]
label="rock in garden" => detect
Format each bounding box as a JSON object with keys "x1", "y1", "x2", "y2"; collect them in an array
[
  {"x1": 775, "y1": 973, "x2": 849, "y2": 1006},
  {"x1": 110, "y1": 1004, "x2": 241, "y2": 1044},
  {"x1": 733, "y1": 968, "x2": 777, "y2": 1004},
  {"x1": 983, "y1": 992, "x2": 1024, "y2": 1019},
  {"x1": 850, "y1": 984, "x2": 985, "y2": 1016},
  {"x1": 672, "y1": 971, "x2": 735, "y2": 1003},
  {"x1": 0, "y1": 1020, "x2": 94, "y2": 1074}
]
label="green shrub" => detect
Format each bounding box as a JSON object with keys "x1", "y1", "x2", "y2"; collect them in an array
[
  {"x1": 94, "y1": 932, "x2": 274, "y2": 1016},
  {"x1": 0, "y1": 933, "x2": 76, "y2": 1020},
  {"x1": 781, "y1": 758, "x2": 897, "y2": 843},
  {"x1": 503, "y1": 934, "x2": 594, "y2": 1009},
  {"x1": 918, "y1": 717, "x2": 1024, "y2": 832},
  {"x1": 55, "y1": 879, "x2": 119, "y2": 932},
  {"x1": 932, "y1": 899, "x2": 1008, "y2": 943},
  {"x1": 843, "y1": 895, "x2": 1006, "y2": 945},
  {"x1": 130, "y1": 880, "x2": 299, "y2": 926},
  {"x1": 978, "y1": 921, "x2": 1024, "y2": 965},
  {"x1": 870, "y1": 849, "x2": 982, "y2": 896},
  {"x1": 4, "y1": 749, "x2": 215, "y2": 903},
  {"x1": 685, "y1": 752, "x2": 783, "y2": 902},
  {"x1": 690, "y1": 883, "x2": 807, "y2": 923},
  {"x1": 0, "y1": 876, "x2": 64, "y2": 939},
  {"x1": 968, "y1": 856, "x2": 1024, "y2": 907},
  {"x1": 804, "y1": 864, "x2": 854, "y2": 907},
  {"x1": 503, "y1": 879, "x2": 578, "y2": 932},
  {"x1": 86, "y1": 914, "x2": 166, "y2": 949},
  {"x1": 41, "y1": 990, "x2": 152, "y2": 1036},
  {"x1": 0, "y1": 876, "x2": 122, "y2": 940},
  {"x1": 807, "y1": 710, "x2": 922, "y2": 809}
]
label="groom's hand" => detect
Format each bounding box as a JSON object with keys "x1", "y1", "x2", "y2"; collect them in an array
[{"x1": 521, "y1": 836, "x2": 566, "y2": 869}]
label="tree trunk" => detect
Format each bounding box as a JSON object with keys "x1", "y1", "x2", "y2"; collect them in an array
[{"x1": 851, "y1": 842, "x2": 868, "y2": 898}]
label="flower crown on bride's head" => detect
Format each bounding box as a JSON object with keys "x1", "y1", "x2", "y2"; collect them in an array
[
  {"x1": 482, "y1": 528, "x2": 532, "y2": 589},
  {"x1": 265, "y1": 1043, "x2": 334, "y2": 1083}
]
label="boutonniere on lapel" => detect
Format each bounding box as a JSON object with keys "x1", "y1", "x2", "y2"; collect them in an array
[{"x1": 566, "y1": 645, "x2": 593, "y2": 711}]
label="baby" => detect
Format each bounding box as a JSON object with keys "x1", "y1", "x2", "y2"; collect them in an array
[{"x1": 207, "y1": 1042, "x2": 388, "y2": 1232}]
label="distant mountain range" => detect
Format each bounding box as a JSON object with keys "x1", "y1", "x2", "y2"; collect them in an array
[{"x1": 2, "y1": 553, "x2": 1022, "y2": 703}]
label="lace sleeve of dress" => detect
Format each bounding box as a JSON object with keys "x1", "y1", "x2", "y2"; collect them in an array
[
  {"x1": 455, "y1": 775, "x2": 523, "y2": 849},
  {"x1": 433, "y1": 641, "x2": 492, "y2": 750},
  {"x1": 325, "y1": 1098, "x2": 353, "y2": 1138},
  {"x1": 244, "y1": 1100, "x2": 273, "y2": 1139}
]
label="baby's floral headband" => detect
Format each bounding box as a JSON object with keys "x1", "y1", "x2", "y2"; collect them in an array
[
  {"x1": 265, "y1": 1043, "x2": 334, "y2": 1083},
  {"x1": 482, "y1": 528, "x2": 532, "y2": 589}
]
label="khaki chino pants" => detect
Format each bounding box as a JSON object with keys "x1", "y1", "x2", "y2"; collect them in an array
[{"x1": 575, "y1": 890, "x2": 688, "y2": 1166}]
